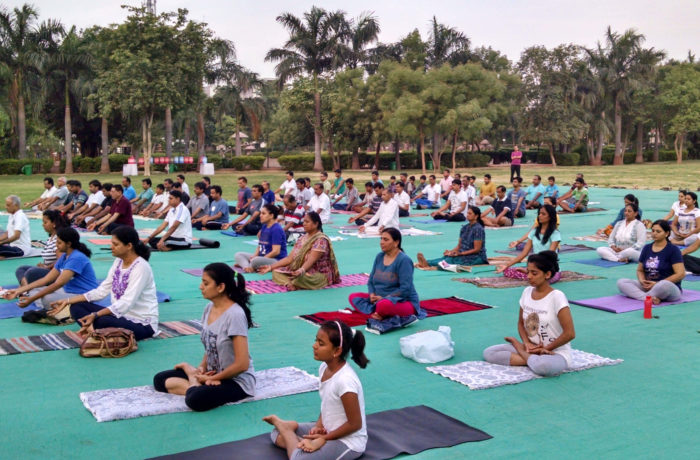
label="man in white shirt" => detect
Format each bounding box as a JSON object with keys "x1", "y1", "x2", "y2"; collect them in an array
[
  {"x1": 440, "y1": 169, "x2": 454, "y2": 201},
  {"x1": 360, "y1": 189, "x2": 399, "y2": 233},
  {"x1": 306, "y1": 183, "x2": 331, "y2": 223},
  {"x1": 142, "y1": 191, "x2": 192, "y2": 251},
  {"x1": 140, "y1": 184, "x2": 169, "y2": 217},
  {"x1": 431, "y1": 180, "x2": 467, "y2": 222},
  {"x1": 43, "y1": 176, "x2": 69, "y2": 210},
  {"x1": 275, "y1": 171, "x2": 297, "y2": 199},
  {"x1": 394, "y1": 181, "x2": 411, "y2": 217},
  {"x1": 177, "y1": 174, "x2": 190, "y2": 196},
  {"x1": 462, "y1": 177, "x2": 476, "y2": 208},
  {"x1": 413, "y1": 175, "x2": 441, "y2": 209},
  {"x1": 70, "y1": 179, "x2": 106, "y2": 222},
  {"x1": 0, "y1": 195, "x2": 32, "y2": 257},
  {"x1": 25, "y1": 177, "x2": 57, "y2": 210}
]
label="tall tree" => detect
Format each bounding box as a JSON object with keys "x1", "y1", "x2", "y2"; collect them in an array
[
  {"x1": 587, "y1": 27, "x2": 665, "y2": 164},
  {"x1": 659, "y1": 63, "x2": 700, "y2": 163},
  {"x1": 266, "y1": 6, "x2": 347, "y2": 170},
  {"x1": 0, "y1": 4, "x2": 62, "y2": 158},
  {"x1": 342, "y1": 12, "x2": 380, "y2": 70},
  {"x1": 426, "y1": 16, "x2": 470, "y2": 68}
]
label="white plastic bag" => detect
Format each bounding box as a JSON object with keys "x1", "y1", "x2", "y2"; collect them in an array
[{"x1": 399, "y1": 326, "x2": 454, "y2": 363}]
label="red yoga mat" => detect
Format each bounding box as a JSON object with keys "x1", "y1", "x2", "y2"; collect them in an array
[{"x1": 298, "y1": 296, "x2": 492, "y2": 327}]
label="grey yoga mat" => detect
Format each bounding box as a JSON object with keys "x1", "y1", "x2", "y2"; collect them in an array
[{"x1": 149, "y1": 405, "x2": 492, "y2": 460}]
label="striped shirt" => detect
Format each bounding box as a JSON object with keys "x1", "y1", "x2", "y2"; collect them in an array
[{"x1": 41, "y1": 234, "x2": 58, "y2": 265}]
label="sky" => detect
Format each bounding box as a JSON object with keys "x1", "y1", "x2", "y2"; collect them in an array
[{"x1": 7, "y1": 0, "x2": 699, "y2": 78}]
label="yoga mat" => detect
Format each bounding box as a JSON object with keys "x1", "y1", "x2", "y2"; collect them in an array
[
  {"x1": 0, "y1": 320, "x2": 201, "y2": 355},
  {"x1": 247, "y1": 273, "x2": 369, "y2": 295},
  {"x1": 149, "y1": 405, "x2": 492, "y2": 460},
  {"x1": 573, "y1": 258, "x2": 626, "y2": 268},
  {"x1": 298, "y1": 297, "x2": 493, "y2": 327},
  {"x1": 495, "y1": 243, "x2": 595, "y2": 256},
  {"x1": 0, "y1": 301, "x2": 43, "y2": 319},
  {"x1": 485, "y1": 224, "x2": 528, "y2": 230},
  {"x1": 0, "y1": 247, "x2": 42, "y2": 259},
  {"x1": 572, "y1": 234, "x2": 608, "y2": 242},
  {"x1": 181, "y1": 265, "x2": 243, "y2": 277},
  {"x1": 684, "y1": 274, "x2": 700, "y2": 282},
  {"x1": 427, "y1": 349, "x2": 623, "y2": 390},
  {"x1": 408, "y1": 218, "x2": 442, "y2": 226},
  {"x1": 80, "y1": 366, "x2": 319, "y2": 422},
  {"x1": 220, "y1": 230, "x2": 243, "y2": 237},
  {"x1": 88, "y1": 239, "x2": 111, "y2": 245},
  {"x1": 570, "y1": 289, "x2": 700, "y2": 313},
  {"x1": 453, "y1": 271, "x2": 603, "y2": 289}
]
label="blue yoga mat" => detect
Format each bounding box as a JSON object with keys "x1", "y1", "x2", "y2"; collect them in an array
[
  {"x1": 409, "y1": 218, "x2": 441, "y2": 226},
  {"x1": 0, "y1": 301, "x2": 42, "y2": 319},
  {"x1": 220, "y1": 230, "x2": 243, "y2": 237},
  {"x1": 573, "y1": 258, "x2": 627, "y2": 268},
  {"x1": 684, "y1": 274, "x2": 700, "y2": 282}
]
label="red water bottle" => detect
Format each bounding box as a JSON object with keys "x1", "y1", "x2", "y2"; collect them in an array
[{"x1": 643, "y1": 296, "x2": 653, "y2": 319}]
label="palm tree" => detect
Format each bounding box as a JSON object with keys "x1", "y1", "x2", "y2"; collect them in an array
[
  {"x1": 266, "y1": 6, "x2": 347, "y2": 170},
  {"x1": 426, "y1": 16, "x2": 470, "y2": 68},
  {"x1": 0, "y1": 5, "x2": 62, "y2": 158},
  {"x1": 343, "y1": 12, "x2": 380, "y2": 70},
  {"x1": 48, "y1": 26, "x2": 91, "y2": 173},
  {"x1": 588, "y1": 27, "x2": 664, "y2": 165}
]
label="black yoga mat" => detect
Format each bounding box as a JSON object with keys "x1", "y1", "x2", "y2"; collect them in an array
[{"x1": 149, "y1": 405, "x2": 492, "y2": 460}]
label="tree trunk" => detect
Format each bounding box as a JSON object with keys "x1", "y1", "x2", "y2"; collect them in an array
[
  {"x1": 593, "y1": 126, "x2": 604, "y2": 166},
  {"x1": 17, "y1": 91, "x2": 27, "y2": 159},
  {"x1": 613, "y1": 94, "x2": 623, "y2": 165},
  {"x1": 634, "y1": 122, "x2": 644, "y2": 163},
  {"x1": 351, "y1": 146, "x2": 360, "y2": 169},
  {"x1": 549, "y1": 143, "x2": 557, "y2": 167},
  {"x1": 451, "y1": 129, "x2": 457, "y2": 170},
  {"x1": 674, "y1": 133, "x2": 684, "y2": 163},
  {"x1": 419, "y1": 127, "x2": 426, "y2": 173},
  {"x1": 142, "y1": 116, "x2": 151, "y2": 177},
  {"x1": 432, "y1": 131, "x2": 440, "y2": 171},
  {"x1": 184, "y1": 119, "x2": 191, "y2": 155},
  {"x1": 313, "y1": 89, "x2": 323, "y2": 171},
  {"x1": 64, "y1": 86, "x2": 74, "y2": 174},
  {"x1": 165, "y1": 107, "x2": 173, "y2": 158},
  {"x1": 197, "y1": 112, "x2": 205, "y2": 155},
  {"x1": 374, "y1": 140, "x2": 381, "y2": 170},
  {"x1": 100, "y1": 117, "x2": 110, "y2": 173},
  {"x1": 586, "y1": 138, "x2": 595, "y2": 165},
  {"x1": 235, "y1": 122, "x2": 242, "y2": 157},
  {"x1": 394, "y1": 137, "x2": 401, "y2": 171},
  {"x1": 653, "y1": 123, "x2": 660, "y2": 162}
]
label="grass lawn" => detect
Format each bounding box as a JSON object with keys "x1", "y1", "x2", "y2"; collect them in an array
[{"x1": 0, "y1": 160, "x2": 696, "y2": 203}]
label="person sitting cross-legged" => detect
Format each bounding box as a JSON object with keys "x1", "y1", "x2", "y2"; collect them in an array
[
  {"x1": 234, "y1": 204, "x2": 288, "y2": 273},
  {"x1": 142, "y1": 191, "x2": 192, "y2": 251},
  {"x1": 430, "y1": 180, "x2": 467, "y2": 222}
]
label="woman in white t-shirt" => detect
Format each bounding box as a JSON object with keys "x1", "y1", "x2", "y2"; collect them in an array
[
  {"x1": 484, "y1": 251, "x2": 575, "y2": 376},
  {"x1": 264, "y1": 321, "x2": 369, "y2": 459},
  {"x1": 662, "y1": 190, "x2": 687, "y2": 222},
  {"x1": 670, "y1": 191, "x2": 700, "y2": 246}
]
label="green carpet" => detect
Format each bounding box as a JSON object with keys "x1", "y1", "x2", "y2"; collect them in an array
[{"x1": 0, "y1": 187, "x2": 698, "y2": 459}]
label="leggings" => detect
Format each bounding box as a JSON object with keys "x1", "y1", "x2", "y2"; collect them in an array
[
  {"x1": 270, "y1": 422, "x2": 363, "y2": 460},
  {"x1": 433, "y1": 212, "x2": 466, "y2": 222},
  {"x1": 153, "y1": 368, "x2": 249, "y2": 412},
  {"x1": 237, "y1": 222, "x2": 261, "y2": 236},
  {"x1": 15, "y1": 265, "x2": 50, "y2": 284},
  {"x1": 0, "y1": 245, "x2": 24, "y2": 257},
  {"x1": 348, "y1": 292, "x2": 415, "y2": 317},
  {"x1": 483, "y1": 343, "x2": 568, "y2": 377},
  {"x1": 234, "y1": 252, "x2": 277, "y2": 270},
  {"x1": 69, "y1": 302, "x2": 155, "y2": 340},
  {"x1": 616, "y1": 278, "x2": 681, "y2": 302},
  {"x1": 596, "y1": 246, "x2": 641, "y2": 262},
  {"x1": 683, "y1": 254, "x2": 700, "y2": 274},
  {"x1": 672, "y1": 232, "x2": 699, "y2": 246},
  {"x1": 503, "y1": 267, "x2": 562, "y2": 283}
]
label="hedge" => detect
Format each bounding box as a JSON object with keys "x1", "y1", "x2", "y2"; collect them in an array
[
  {"x1": 278, "y1": 151, "x2": 490, "y2": 171},
  {"x1": 0, "y1": 158, "x2": 52, "y2": 175}
]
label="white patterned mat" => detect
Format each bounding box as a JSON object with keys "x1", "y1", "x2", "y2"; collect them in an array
[
  {"x1": 340, "y1": 228, "x2": 441, "y2": 238},
  {"x1": 427, "y1": 349, "x2": 622, "y2": 390},
  {"x1": 80, "y1": 366, "x2": 319, "y2": 422}
]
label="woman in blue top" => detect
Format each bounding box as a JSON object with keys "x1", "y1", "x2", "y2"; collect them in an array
[
  {"x1": 617, "y1": 219, "x2": 685, "y2": 304},
  {"x1": 234, "y1": 204, "x2": 288, "y2": 273},
  {"x1": 497, "y1": 205, "x2": 562, "y2": 281},
  {"x1": 3, "y1": 227, "x2": 98, "y2": 322},
  {"x1": 416, "y1": 206, "x2": 488, "y2": 269},
  {"x1": 597, "y1": 194, "x2": 642, "y2": 236},
  {"x1": 348, "y1": 228, "x2": 424, "y2": 320}
]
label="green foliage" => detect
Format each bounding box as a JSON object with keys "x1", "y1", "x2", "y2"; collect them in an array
[
  {"x1": 0, "y1": 158, "x2": 51, "y2": 175},
  {"x1": 229, "y1": 155, "x2": 265, "y2": 170}
]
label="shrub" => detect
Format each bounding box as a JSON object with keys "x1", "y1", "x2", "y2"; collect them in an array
[
  {"x1": 0, "y1": 159, "x2": 22, "y2": 174},
  {"x1": 278, "y1": 154, "x2": 315, "y2": 171},
  {"x1": 229, "y1": 156, "x2": 265, "y2": 170}
]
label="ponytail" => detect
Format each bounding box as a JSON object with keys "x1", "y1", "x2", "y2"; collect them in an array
[
  {"x1": 320, "y1": 321, "x2": 370, "y2": 369},
  {"x1": 43, "y1": 209, "x2": 69, "y2": 230},
  {"x1": 203, "y1": 263, "x2": 253, "y2": 328},
  {"x1": 111, "y1": 226, "x2": 151, "y2": 261},
  {"x1": 56, "y1": 227, "x2": 92, "y2": 258}
]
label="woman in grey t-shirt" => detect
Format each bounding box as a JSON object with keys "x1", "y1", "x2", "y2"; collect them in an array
[{"x1": 153, "y1": 263, "x2": 255, "y2": 411}]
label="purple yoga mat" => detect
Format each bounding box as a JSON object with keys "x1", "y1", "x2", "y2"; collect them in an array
[
  {"x1": 247, "y1": 273, "x2": 369, "y2": 294},
  {"x1": 571, "y1": 289, "x2": 700, "y2": 313}
]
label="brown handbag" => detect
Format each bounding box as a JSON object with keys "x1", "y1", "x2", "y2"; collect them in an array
[{"x1": 79, "y1": 327, "x2": 138, "y2": 358}]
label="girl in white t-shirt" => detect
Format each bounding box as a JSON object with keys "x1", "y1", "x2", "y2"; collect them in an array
[
  {"x1": 264, "y1": 321, "x2": 369, "y2": 460},
  {"x1": 671, "y1": 191, "x2": 700, "y2": 246},
  {"x1": 484, "y1": 251, "x2": 575, "y2": 376},
  {"x1": 662, "y1": 190, "x2": 687, "y2": 222}
]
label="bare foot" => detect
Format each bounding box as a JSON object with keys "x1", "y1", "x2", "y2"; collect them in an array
[
  {"x1": 416, "y1": 252, "x2": 429, "y2": 268},
  {"x1": 369, "y1": 312, "x2": 383, "y2": 320},
  {"x1": 262, "y1": 415, "x2": 299, "y2": 432},
  {"x1": 505, "y1": 337, "x2": 530, "y2": 361},
  {"x1": 286, "y1": 283, "x2": 297, "y2": 291},
  {"x1": 618, "y1": 258, "x2": 628, "y2": 264},
  {"x1": 651, "y1": 296, "x2": 661, "y2": 305}
]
